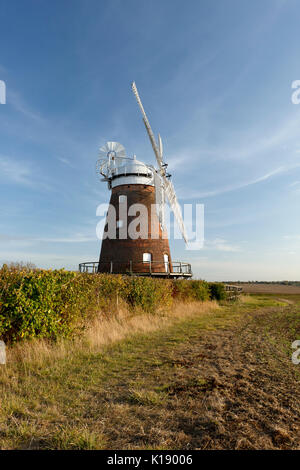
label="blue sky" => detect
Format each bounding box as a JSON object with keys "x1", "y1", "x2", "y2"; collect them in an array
[{"x1": 0, "y1": 0, "x2": 300, "y2": 280}]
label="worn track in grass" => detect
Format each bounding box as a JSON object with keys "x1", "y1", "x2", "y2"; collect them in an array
[{"x1": 0, "y1": 296, "x2": 299, "y2": 449}]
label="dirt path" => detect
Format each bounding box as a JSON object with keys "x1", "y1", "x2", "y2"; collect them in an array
[
  {"x1": 98, "y1": 306, "x2": 300, "y2": 449},
  {"x1": 1, "y1": 300, "x2": 299, "y2": 450}
]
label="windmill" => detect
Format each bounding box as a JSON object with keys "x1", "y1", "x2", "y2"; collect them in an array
[
  {"x1": 79, "y1": 83, "x2": 192, "y2": 277},
  {"x1": 131, "y1": 82, "x2": 188, "y2": 244}
]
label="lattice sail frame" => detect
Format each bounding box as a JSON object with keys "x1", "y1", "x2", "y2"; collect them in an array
[{"x1": 131, "y1": 82, "x2": 188, "y2": 243}]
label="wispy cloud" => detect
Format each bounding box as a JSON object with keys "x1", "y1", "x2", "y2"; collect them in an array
[
  {"x1": 0, "y1": 155, "x2": 32, "y2": 185},
  {"x1": 288, "y1": 180, "x2": 300, "y2": 194},
  {"x1": 216, "y1": 114, "x2": 300, "y2": 163},
  {"x1": 36, "y1": 235, "x2": 97, "y2": 243},
  {"x1": 289, "y1": 181, "x2": 300, "y2": 187},
  {"x1": 181, "y1": 164, "x2": 300, "y2": 199},
  {"x1": 0, "y1": 233, "x2": 97, "y2": 245},
  {"x1": 58, "y1": 157, "x2": 75, "y2": 168},
  {"x1": 283, "y1": 235, "x2": 300, "y2": 240},
  {"x1": 205, "y1": 238, "x2": 241, "y2": 252},
  {"x1": 0, "y1": 154, "x2": 54, "y2": 191},
  {"x1": 8, "y1": 90, "x2": 45, "y2": 123}
]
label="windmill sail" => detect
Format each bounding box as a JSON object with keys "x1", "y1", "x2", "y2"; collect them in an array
[
  {"x1": 131, "y1": 82, "x2": 163, "y2": 170},
  {"x1": 153, "y1": 171, "x2": 165, "y2": 230},
  {"x1": 131, "y1": 81, "x2": 188, "y2": 244},
  {"x1": 163, "y1": 177, "x2": 188, "y2": 243},
  {"x1": 158, "y1": 133, "x2": 163, "y2": 161}
]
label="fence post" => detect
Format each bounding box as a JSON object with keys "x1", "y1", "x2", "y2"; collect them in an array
[{"x1": 110, "y1": 261, "x2": 113, "y2": 273}]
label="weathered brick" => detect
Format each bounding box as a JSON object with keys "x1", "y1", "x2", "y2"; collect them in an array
[{"x1": 98, "y1": 184, "x2": 172, "y2": 274}]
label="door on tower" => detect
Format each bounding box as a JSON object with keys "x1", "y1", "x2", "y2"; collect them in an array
[{"x1": 164, "y1": 254, "x2": 169, "y2": 273}]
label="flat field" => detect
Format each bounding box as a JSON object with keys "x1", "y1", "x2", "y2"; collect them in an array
[
  {"x1": 237, "y1": 283, "x2": 300, "y2": 294},
  {"x1": 0, "y1": 294, "x2": 299, "y2": 450}
]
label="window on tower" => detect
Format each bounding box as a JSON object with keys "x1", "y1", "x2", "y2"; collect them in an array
[
  {"x1": 143, "y1": 253, "x2": 152, "y2": 263},
  {"x1": 117, "y1": 220, "x2": 124, "y2": 228},
  {"x1": 164, "y1": 254, "x2": 169, "y2": 272},
  {"x1": 119, "y1": 195, "x2": 126, "y2": 203}
]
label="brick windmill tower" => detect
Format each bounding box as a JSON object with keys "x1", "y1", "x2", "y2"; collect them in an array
[{"x1": 80, "y1": 83, "x2": 192, "y2": 277}]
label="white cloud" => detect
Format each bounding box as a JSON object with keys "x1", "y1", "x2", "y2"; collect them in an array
[
  {"x1": 36, "y1": 235, "x2": 97, "y2": 243},
  {"x1": 204, "y1": 238, "x2": 241, "y2": 252},
  {"x1": 9, "y1": 90, "x2": 44, "y2": 122},
  {"x1": 58, "y1": 157, "x2": 75, "y2": 168},
  {"x1": 0, "y1": 155, "x2": 32, "y2": 185},
  {"x1": 283, "y1": 235, "x2": 300, "y2": 240},
  {"x1": 289, "y1": 181, "x2": 300, "y2": 187},
  {"x1": 0, "y1": 153, "x2": 57, "y2": 192},
  {"x1": 0, "y1": 233, "x2": 98, "y2": 247},
  {"x1": 181, "y1": 163, "x2": 300, "y2": 199}
]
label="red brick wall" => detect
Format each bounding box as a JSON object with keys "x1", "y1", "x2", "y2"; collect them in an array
[{"x1": 98, "y1": 184, "x2": 172, "y2": 274}]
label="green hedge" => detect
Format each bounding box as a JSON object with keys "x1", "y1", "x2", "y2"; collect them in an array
[
  {"x1": 172, "y1": 279, "x2": 211, "y2": 301},
  {"x1": 208, "y1": 282, "x2": 226, "y2": 301},
  {"x1": 0, "y1": 266, "x2": 225, "y2": 343}
]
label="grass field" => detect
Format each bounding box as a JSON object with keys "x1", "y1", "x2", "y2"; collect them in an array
[
  {"x1": 0, "y1": 294, "x2": 299, "y2": 450},
  {"x1": 236, "y1": 283, "x2": 300, "y2": 294}
]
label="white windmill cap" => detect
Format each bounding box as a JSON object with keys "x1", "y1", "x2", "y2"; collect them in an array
[
  {"x1": 117, "y1": 157, "x2": 151, "y2": 174},
  {"x1": 111, "y1": 156, "x2": 154, "y2": 188}
]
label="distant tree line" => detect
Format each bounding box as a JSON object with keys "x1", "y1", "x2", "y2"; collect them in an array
[{"x1": 224, "y1": 280, "x2": 300, "y2": 286}]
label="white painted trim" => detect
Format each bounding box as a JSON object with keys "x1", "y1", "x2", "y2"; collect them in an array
[{"x1": 111, "y1": 175, "x2": 154, "y2": 188}]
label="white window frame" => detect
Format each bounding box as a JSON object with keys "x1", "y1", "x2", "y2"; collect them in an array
[
  {"x1": 164, "y1": 254, "x2": 169, "y2": 272},
  {"x1": 143, "y1": 252, "x2": 152, "y2": 263}
]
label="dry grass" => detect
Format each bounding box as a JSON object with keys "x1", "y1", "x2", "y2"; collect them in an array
[
  {"x1": 0, "y1": 295, "x2": 299, "y2": 450},
  {"x1": 85, "y1": 300, "x2": 219, "y2": 349},
  {"x1": 6, "y1": 300, "x2": 219, "y2": 368}
]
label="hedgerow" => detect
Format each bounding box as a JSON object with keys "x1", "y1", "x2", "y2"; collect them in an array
[
  {"x1": 172, "y1": 279, "x2": 210, "y2": 301},
  {"x1": 0, "y1": 265, "x2": 225, "y2": 343},
  {"x1": 208, "y1": 282, "x2": 226, "y2": 301}
]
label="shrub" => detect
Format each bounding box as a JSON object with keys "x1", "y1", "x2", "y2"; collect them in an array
[
  {"x1": 208, "y1": 282, "x2": 226, "y2": 301},
  {"x1": 0, "y1": 266, "x2": 225, "y2": 343},
  {"x1": 190, "y1": 280, "x2": 210, "y2": 301},
  {"x1": 124, "y1": 276, "x2": 173, "y2": 313},
  {"x1": 172, "y1": 279, "x2": 193, "y2": 300},
  {"x1": 0, "y1": 269, "x2": 91, "y2": 342},
  {"x1": 172, "y1": 279, "x2": 210, "y2": 302}
]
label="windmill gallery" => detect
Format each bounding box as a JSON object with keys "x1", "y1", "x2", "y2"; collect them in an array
[{"x1": 79, "y1": 82, "x2": 192, "y2": 278}]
